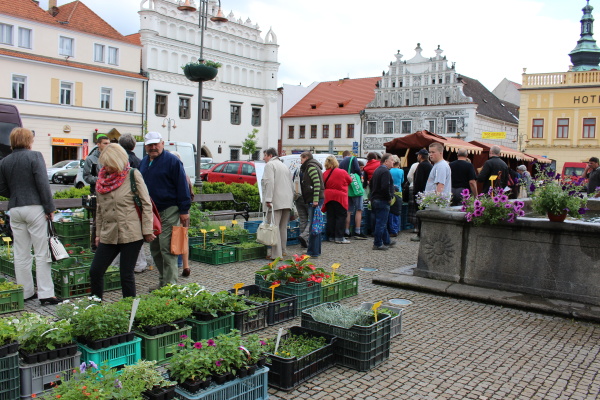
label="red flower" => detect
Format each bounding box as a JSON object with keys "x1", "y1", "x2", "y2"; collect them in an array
[
  {"x1": 272, "y1": 280, "x2": 281, "y2": 285},
  {"x1": 309, "y1": 266, "x2": 316, "y2": 270},
  {"x1": 326, "y1": 275, "x2": 330, "y2": 278},
  {"x1": 278, "y1": 266, "x2": 285, "y2": 271},
  {"x1": 294, "y1": 255, "x2": 303, "y2": 262}
]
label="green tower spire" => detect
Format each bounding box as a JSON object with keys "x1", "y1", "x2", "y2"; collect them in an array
[{"x1": 570, "y1": 0, "x2": 600, "y2": 71}]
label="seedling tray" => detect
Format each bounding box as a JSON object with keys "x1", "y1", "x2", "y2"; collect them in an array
[
  {"x1": 186, "y1": 313, "x2": 234, "y2": 341},
  {"x1": 77, "y1": 337, "x2": 141, "y2": 370},
  {"x1": 136, "y1": 326, "x2": 191, "y2": 364}
]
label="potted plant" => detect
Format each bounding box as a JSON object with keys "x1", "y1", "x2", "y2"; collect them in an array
[
  {"x1": 229, "y1": 284, "x2": 297, "y2": 326},
  {"x1": 120, "y1": 360, "x2": 176, "y2": 400},
  {"x1": 0, "y1": 278, "x2": 23, "y2": 315},
  {"x1": 416, "y1": 190, "x2": 452, "y2": 210},
  {"x1": 530, "y1": 165, "x2": 588, "y2": 222},
  {"x1": 0, "y1": 316, "x2": 18, "y2": 356},
  {"x1": 169, "y1": 336, "x2": 214, "y2": 393},
  {"x1": 461, "y1": 188, "x2": 526, "y2": 225},
  {"x1": 182, "y1": 59, "x2": 222, "y2": 82},
  {"x1": 128, "y1": 295, "x2": 192, "y2": 335},
  {"x1": 14, "y1": 312, "x2": 76, "y2": 363}
]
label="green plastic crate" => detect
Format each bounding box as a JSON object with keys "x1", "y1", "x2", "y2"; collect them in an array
[
  {"x1": 0, "y1": 352, "x2": 20, "y2": 400},
  {"x1": 54, "y1": 218, "x2": 90, "y2": 237},
  {"x1": 52, "y1": 263, "x2": 120, "y2": 298},
  {"x1": 255, "y1": 275, "x2": 321, "y2": 316},
  {"x1": 186, "y1": 313, "x2": 234, "y2": 341},
  {"x1": 77, "y1": 337, "x2": 141, "y2": 369},
  {"x1": 321, "y1": 275, "x2": 359, "y2": 303},
  {"x1": 136, "y1": 325, "x2": 191, "y2": 364},
  {"x1": 0, "y1": 258, "x2": 14, "y2": 277},
  {"x1": 60, "y1": 234, "x2": 91, "y2": 249},
  {"x1": 189, "y1": 245, "x2": 237, "y2": 265},
  {"x1": 0, "y1": 282, "x2": 23, "y2": 314},
  {"x1": 234, "y1": 244, "x2": 267, "y2": 262}
]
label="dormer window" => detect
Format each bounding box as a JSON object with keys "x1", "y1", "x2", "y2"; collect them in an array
[
  {"x1": 310, "y1": 104, "x2": 316, "y2": 109},
  {"x1": 338, "y1": 102, "x2": 344, "y2": 108}
]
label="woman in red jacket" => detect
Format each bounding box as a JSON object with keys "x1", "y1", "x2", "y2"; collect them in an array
[
  {"x1": 363, "y1": 152, "x2": 381, "y2": 187},
  {"x1": 322, "y1": 156, "x2": 352, "y2": 244}
]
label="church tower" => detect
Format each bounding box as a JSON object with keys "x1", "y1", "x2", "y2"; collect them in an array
[{"x1": 569, "y1": 0, "x2": 600, "y2": 70}]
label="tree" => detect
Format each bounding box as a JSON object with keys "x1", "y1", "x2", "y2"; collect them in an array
[{"x1": 242, "y1": 128, "x2": 259, "y2": 160}]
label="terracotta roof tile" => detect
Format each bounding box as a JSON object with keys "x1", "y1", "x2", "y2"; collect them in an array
[
  {"x1": 282, "y1": 77, "x2": 380, "y2": 118},
  {"x1": 55, "y1": 1, "x2": 130, "y2": 44},
  {"x1": 123, "y1": 33, "x2": 141, "y2": 46},
  {"x1": 0, "y1": 0, "x2": 59, "y2": 26},
  {"x1": 0, "y1": 48, "x2": 146, "y2": 80}
]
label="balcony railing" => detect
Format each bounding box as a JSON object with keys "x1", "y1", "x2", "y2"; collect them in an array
[{"x1": 522, "y1": 70, "x2": 600, "y2": 88}]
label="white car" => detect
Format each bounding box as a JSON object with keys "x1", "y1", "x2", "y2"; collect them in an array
[{"x1": 47, "y1": 160, "x2": 79, "y2": 183}]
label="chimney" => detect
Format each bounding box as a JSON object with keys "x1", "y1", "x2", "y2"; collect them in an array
[{"x1": 48, "y1": 0, "x2": 57, "y2": 9}]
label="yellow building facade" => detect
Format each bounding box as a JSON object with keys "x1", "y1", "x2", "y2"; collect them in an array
[{"x1": 519, "y1": 70, "x2": 600, "y2": 172}]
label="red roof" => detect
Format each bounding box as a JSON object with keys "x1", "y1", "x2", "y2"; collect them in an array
[
  {"x1": 0, "y1": 48, "x2": 146, "y2": 80},
  {"x1": 282, "y1": 77, "x2": 380, "y2": 118},
  {"x1": 0, "y1": 0, "x2": 59, "y2": 25},
  {"x1": 124, "y1": 33, "x2": 141, "y2": 46}
]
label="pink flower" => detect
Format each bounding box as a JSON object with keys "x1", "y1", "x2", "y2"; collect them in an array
[
  {"x1": 309, "y1": 266, "x2": 316, "y2": 271},
  {"x1": 207, "y1": 339, "x2": 216, "y2": 347},
  {"x1": 180, "y1": 334, "x2": 188, "y2": 339},
  {"x1": 194, "y1": 342, "x2": 202, "y2": 349},
  {"x1": 260, "y1": 340, "x2": 267, "y2": 346},
  {"x1": 215, "y1": 360, "x2": 221, "y2": 367},
  {"x1": 177, "y1": 343, "x2": 185, "y2": 347}
]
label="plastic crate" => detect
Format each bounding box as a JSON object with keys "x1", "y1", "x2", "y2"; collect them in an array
[
  {"x1": 136, "y1": 326, "x2": 191, "y2": 364},
  {"x1": 287, "y1": 220, "x2": 299, "y2": 229},
  {"x1": 189, "y1": 245, "x2": 237, "y2": 265},
  {"x1": 186, "y1": 314, "x2": 234, "y2": 341},
  {"x1": 301, "y1": 303, "x2": 391, "y2": 371},
  {"x1": 0, "y1": 258, "x2": 14, "y2": 278},
  {"x1": 60, "y1": 234, "x2": 91, "y2": 249},
  {"x1": 0, "y1": 284, "x2": 23, "y2": 315},
  {"x1": 52, "y1": 257, "x2": 77, "y2": 269},
  {"x1": 0, "y1": 352, "x2": 19, "y2": 400},
  {"x1": 266, "y1": 327, "x2": 336, "y2": 391},
  {"x1": 76, "y1": 253, "x2": 95, "y2": 266},
  {"x1": 174, "y1": 366, "x2": 269, "y2": 400},
  {"x1": 231, "y1": 285, "x2": 298, "y2": 326},
  {"x1": 286, "y1": 227, "x2": 300, "y2": 240},
  {"x1": 77, "y1": 337, "x2": 141, "y2": 369},
  {"x1": 360, "y1": 302, "x2": 403, "y2": 338},
  {"x1": 286, "y1": 238, "x2": 299, "y2": 246},
  {"x1": 320, "y1": 275, "x2": 359, "y2": 303},
  {"x1": 19, "y1": 352, "x2": 80, "y2": 399},
  {"x1": 401, "y1": 202, "x2": 413, "y2": 230},
  {"x1": 243, "y1": 221, "x2": 261, "y2": 234},
  {"x1": 255, "y1": 275, "x2": 320, "y2": 316},
  {"x1": 103, "y1": 269, "x2": 122, "y2": 292},
  {"x1": 54, "y1": 218, "x2": 90, "y2": 237},
  {"x1": 233, "y1": 302, "x2": 268, "y2": 335},
  {"x1": 234, "y1": 244, "x2": 267, "y2": 262},
  {"x1": 52, "y1": 264, "x2": 91, "y2": 299}
]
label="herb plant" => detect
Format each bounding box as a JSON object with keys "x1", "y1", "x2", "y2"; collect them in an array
[{"x1": 265, "y1": 332, "x2": 327, "y2": 359}]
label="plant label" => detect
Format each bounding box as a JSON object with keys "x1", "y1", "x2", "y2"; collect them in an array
[{"x1": 233, "y1": 283, "x2": 244, "y2": 295}]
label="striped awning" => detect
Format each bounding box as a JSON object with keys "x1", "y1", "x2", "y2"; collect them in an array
[{"x1": 441, "y1": 137, "x2": 483, "y2": 155}]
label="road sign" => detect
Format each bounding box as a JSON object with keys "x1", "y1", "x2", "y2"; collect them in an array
[{"x1": 352, "y1": 141, "x2": 359, "y2": 154}]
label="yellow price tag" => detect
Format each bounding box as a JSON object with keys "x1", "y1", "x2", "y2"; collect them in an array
[
  {"x1": 219, "y1": 226, "x2": 226, "y2": 231},
  {"x1": 200, "y1": 229, "x2": 207, "y2": 234},
  {"x1": 489, "y1": 175, "x2": 498, "y2": 188},
  {"x1": 220, "y1": 226, "x2": 226, "y2": 243},
  {"x1": 233, "y1": 283, "x2": 244, "y2": 296},
  {"x1": 330, "y1": 263, "x2": 340, "y2": 282},
  {"x1": 269, "y1": 283, "x2": 280, "y2": 302},
  {"x1": 372, "y1": 301, "x2": 383, "y2": 322},
  {"x1": 200, "y1": 229, "x2": 208, "y2": 249},
  {"x1": 2, "y1": 237, "x2": 11, "y2": 243}
]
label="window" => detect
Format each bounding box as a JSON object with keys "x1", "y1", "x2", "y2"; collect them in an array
[
  {"x1": 201, "y1": 101, "x2": 211, "y2": 121},
  {"x1": 405, "y1": 99, "x2": 409, "y2": 106},
  {"x1": 401, "y1": 121, "x2": 412, "y2": 134},
  {"x1": 60, "y1": 82, "x2": 73, "y2": 105},
  {"x1": 12, "y1": 75, "x2": 26, "y2": 100},
  {"x1": 100, "y1": 88, "x2": 111, "y2": 109},
  {"x1": 557, "y1": 118, "x2": 569, "y2": 138},
  {"x1": 125, "y1": 91, "x2": 135, "y2": 112},
  {"x1": 251, "y1": 107, "x2": 261, "y2": 126},
  {"x1": 334, "y1": 124, "x2": 342, "y2": 138},
  {"x1": 59, "y1": 36, "x2": 74, "y2": 57},
  {"x1": 179, "y1": 97, "x2": 190, "y2": 119},
  {"x1": 311, "y1": 125, "x2": 317, "y2": 139},
  {"x1": 18, "y1": 27, "x2": 31, "y2": 49},
  {"x1": 532, "y1": 119, "x2": 544, "y2": 138},
  {"x1": 230, "y1": 105, "x2": 241, "y2": 125},
  {"x1": 384, "y1": 121, "x2": 394, "y2": 134},
  {"x1": 155, "y1": 94, "x2": 167, "y2": 116},
  {"x1": 0, "y1": 23, "x2": 13, "y2": 45},
  {"x1": 230, "y1": 150, "x2": 239, "y2": 161},
  {"x1": 427, "y1": 120, "x2": 435, "y2": 133},
  {"x1": 367, "y1": 121, "x2": 376, "y2": 134},
  {"x1": 223, "y1": 162, "x2": 239, "y2": 173},
  {"x1": 424, "y1": 98, "x2": 428, "y2": 106},
  {"x1": 446, "y1": 119, "x2": 457, "y2": 134},
  {"x1": 213, "y1": 164, "x2": 224, "y2": 172},
  {"x1": 583, "y1": 118, "x2": 596, "y2": 138},
  {"x1": 322, "y1": 125, "x2": 329, "y2": 138},
  {"x1": 94, "y1": 44, "x2": 105, "y2": 62},
  {"x1": 288, "y1": 126, "x2": 294, "y2": 139},
  {"x1": 299, "y1": 126, "x2": 306, "y2": 139},
  {"x1": 347, "y1": 124, "x2": 354, "y2": 138},
  {"x1": 241, "y1": 163, "x2": 255, "y2": 175},
  {"x1": 108, "y1": 47, "x2": 119, "y2": 65}
]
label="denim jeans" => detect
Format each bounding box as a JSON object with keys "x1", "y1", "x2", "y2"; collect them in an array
[
  {"x1": 387, "y1": 213, "x2": 400, "y2": 235},
  {"x1": 306, "y1": 199, "x2": 324, "y2": 257},
  {"x1": 372, "y1": 199, "x2": 391, "y2": 247}
]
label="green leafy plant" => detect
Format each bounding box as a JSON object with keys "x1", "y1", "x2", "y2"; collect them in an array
[
  {"x1": 56, "y1": 297, "x2": 130, "y2": 341},
  {"x1": 183, "y1": 291, "x2": 255, "y2": 317},
  {"x1": 52, "y1": 186, "x2": 91, "y2": 199},
  {"x1": 305, "y1": 303, "x2": 376, "y2": 328},
  {"x1": 14, "y1": 313, "x2": 74, "y2": 353},
  {"x1": 122, "y1": 296, "x2": 192, "y2": 329},
  {"x1": 264, "y1": 332, "x2": 327, "y2": 359},
  {"x1": 0, "y1": 279, "x2": 21, "y2": 293},
  {"x1": 530, "y1": 165, "x2": 588, "y2": 218},
  {"x1": 181, "y1": 59, "x2": 222, "y2": 69},
  {"x1": 0, "y1": 317, "x2": 18, "y2": 346},
  {"x1": 242, "y1": 128, "x2": 259, "y2": 158},
  {"x1": 150, "y1": 283, "x2": 206, "y2": 301},
  {"x1": 201, "y1": 182, "x2": 260, "y2": 212}
]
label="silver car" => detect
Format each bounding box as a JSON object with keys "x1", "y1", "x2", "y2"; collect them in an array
[{"x1": 47, "y1": 160, "x2": 79, "y2": 183}]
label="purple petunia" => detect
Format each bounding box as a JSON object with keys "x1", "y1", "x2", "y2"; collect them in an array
[
  {"x1": 465, "y1": 213, "x2": 473, "y2": 222},
  {"x1": 530, "y1": 183, "x2": 536, "y2": 193},
  {"x1": 114, "y1": 379, "x2": 122, "y2": 389},
  {"x1": 515, "y1": 201, "x2": 525, "y2": 209},
  {"x1": 260, "y1": 340, "x2": 267, "y2": 346},
  {"x1": 80, "y1": 362, "x2": 87, "y2": 373},
  {"x1": 473, "y1": 208, "x2": 484, "y2": 217},
  {"x1": 492, "y1": 197, "x2": 500, "y2": 204},
  {"x1": 194, "y1": 342, "x2": 202, "y2": 349},
  {"x1": 518, "y1": 210, "x2": 525, "y2": 217},
  {"x1": 474, "y1": 200, "x2": 482, "y2": 208},
  {"x1": 215, "y1": 360, "x2": 221, "y2": 367},
  {"x1": 578, "y1": 207, "x2": 589, "y2": 215},
  {"x1": 207, "y1": 339, "x2": 216, "y2": 347},
  {"x1": 505, "y1": 203, "x2": 513, "y2": 209},
  {"x1": 180, "y1": 334, "x2": 188, "y2": 339},
  {"x1": 506, "y1": 213, "x2": 515, "y2": 223},
  {"x1": 499, "y1": 195, "x2": 508, "y2": 202},
  {"x1": 177, "y1": 343, "x2": 185, "y2": 347},
  {"x1": 461, "y1": 188, "x2": 470, "y2": 197},
  {"x1": 461, "y1": 205, "x2": 467, "y2": 212},
  {"x1": 89, "y1": 361, "x2": 98, "y2": 370}
]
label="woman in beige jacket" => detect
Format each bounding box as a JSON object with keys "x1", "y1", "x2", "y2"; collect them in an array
[{"x1": 90, "y1": 144, "x2": 155, "y2": 299}]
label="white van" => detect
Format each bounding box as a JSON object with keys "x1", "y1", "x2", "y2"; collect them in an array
[{"x1": 134, "y1": 141, "x2": 199, "y2": 182}]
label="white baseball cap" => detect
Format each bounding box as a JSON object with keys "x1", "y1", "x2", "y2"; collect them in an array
[{"x1": 144, "y1": 131, "x2": 163, "y2": 145}]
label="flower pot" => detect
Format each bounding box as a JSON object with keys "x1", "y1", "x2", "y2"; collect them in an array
[
  {"x1": 236, "y1": 367, "x2": 248, "y2": 378},
  {"x1": 183, "y1": 64, "x2": 218, "y2": 82},
  {"x1": 212, "y1": 373, "x2": 228, "y2": 385},
  {"x1": 547, "y1": 212, "x2": 568, "y2": 222},
  {"x1": 247, "y1": 364, "x2": 257, "y2": 376},
  {"x1": 0, "y1": 341, "x2": 18, "y2": 357},
  {"x1": 257, "y1": 356, "x2": 267, "y2": 367}
]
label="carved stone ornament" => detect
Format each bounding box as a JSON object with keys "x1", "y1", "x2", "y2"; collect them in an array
[{"x1": 422, "y1": 232, "x2": 455, "y2": 264}]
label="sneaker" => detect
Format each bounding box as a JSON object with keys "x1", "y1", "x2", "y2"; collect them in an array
[
  {"x1": 372, "y1": 245, "x2": 389, "y2": 251},
  {"x1": 387, "y1": 240, "x2": 397, "y2": 247},
  {"x1": 353, "y1": 233, "x2": 368, "y2": 240},
  {"x1": 335, "y1": 239, "x2": 351, "y2": 244},
  {"x1": 298, "y1": 236, "x2": 308, "y2": 248},
  {"x1": 410, "y1": 236, "x2": 420, "y2": 242},
  {"x1": 134, "y1": 268, "x2": 147, "y2": 274}
]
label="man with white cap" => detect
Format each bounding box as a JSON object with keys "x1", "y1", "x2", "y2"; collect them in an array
[{"x1": 139, "y1": 132, "x2": 191, "y2": 288}]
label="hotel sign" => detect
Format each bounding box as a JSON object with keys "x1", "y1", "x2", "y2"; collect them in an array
[{"x1": 482, "y1": 132, "x2": 506, "y2": 139}]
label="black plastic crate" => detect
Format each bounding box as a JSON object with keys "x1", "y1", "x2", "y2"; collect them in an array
[
  {"x1": 233, "y1": 301, "x2": 268, "y2": 334},
  {"x1": 228, "y1": 285, "x2": 297, "y2": 326},
  {"x1": 266, "y1": 326, "x2": 336, "y2": 391}
]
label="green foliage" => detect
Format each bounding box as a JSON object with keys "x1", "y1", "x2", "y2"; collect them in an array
[
  {"x1": 189, "y1": 203, "x2": 211, "y2": 228},
  {"x1": 150, "y1": 283, "x2": 206, "y2": 300},
  {"x1": 0, "y1": 316, "x2": 18, "y2": 345},
  {"x1": 531, "y1": 165, "x2": 588, "y2": 218},
  {"x1": 265, "y1": 332, "x2": 327, "y2": 359},
  {"x1": 122, "y1": 295, "x2": 192, "y2": 329},
  {"x1": 181, "y1": 291, "x2": 254, "y2": 317},
  {"x1": 242, "y1": 128, "x2": 259, "y2": 158},
  {"x1": 201, "y1": 182, "x2": 260, "y2": 212},
  {"x1": 14, "y1": 312, "x2": 74, "y2": 352},
  {"x1": 256, "y1": 254, "x2": 327, "y2": 285},
  {"x1": 53, "y1": 186, "x2": 91, "y2": 199},
  {"x1": 305, "y1": 303, "x2": 376, "y2": 328},
  {"x1": 0, "y1": 278, "x2": 21, "y2": 292}
]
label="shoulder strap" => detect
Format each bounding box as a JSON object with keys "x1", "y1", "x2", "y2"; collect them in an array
[
  {"x1": 325, "y1": 168, "x2": 335, "y2": 186},
  {"x1": 130, "y1": 168, "x2": 142, "y2": 208},
  {"x1": 347, "y1": 157, "x2": 354, "y2": 173}
]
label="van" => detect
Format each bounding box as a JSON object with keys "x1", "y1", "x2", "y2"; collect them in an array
[
  {"x1": 134, "y1": 141, "x2": 198, "y2": 182},
  {"x1": 561, "y1": 162, "x2": 587, "y2": 183},
  {"x1": 0, "y1": 103, "x2": 22, "y2": 160}
]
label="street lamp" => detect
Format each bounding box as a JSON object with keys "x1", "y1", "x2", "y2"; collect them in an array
[
  {"x1": 161, "y1": 117, "x2": 177, "y2": 141},
  {"x1": 178, "y1": 0, "x2": 227, "y2": 188}
]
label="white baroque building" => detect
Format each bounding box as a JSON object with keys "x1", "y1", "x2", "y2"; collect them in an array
[
  {"x1": 139, "y1": 0, "x2": 280, "y2": 162},
  {"x1": 363, "y1": 44, "x2": 519, "y2": 154}
]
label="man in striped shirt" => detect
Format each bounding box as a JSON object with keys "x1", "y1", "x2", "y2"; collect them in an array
[{"x1": 300, "y1": 152, "x2": 325, "y2": 257}]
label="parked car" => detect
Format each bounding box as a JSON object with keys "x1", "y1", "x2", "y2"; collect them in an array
[
  {"x1": 53, "y1": 167, "x2": 80, "y2": 185},
  {"x1": 561, "y1": 162, "x2": 587, "y2": 183},
  {"x1": 205, "y1": 161, "x2": 256, "y2": 184},
  {"x1": 0, "y1": 103, "x2": 21, "y2": 161},
  {"x1": 48, "y1": 160, "x2": 79, "y2": 183},
  {"x1": 200, "y1": 162, "x2": 216, "y2": 181}
]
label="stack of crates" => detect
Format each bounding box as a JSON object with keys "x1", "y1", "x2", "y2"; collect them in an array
[
  {"x1": 54, "y1": 218, "x2": 91, "y2": 250},
  {"x1": 287, "y1": 220, "x2": 300, "y2": 245},
  {"x1": 0, "y1": 342, "x2": 19, "y2": 400}
]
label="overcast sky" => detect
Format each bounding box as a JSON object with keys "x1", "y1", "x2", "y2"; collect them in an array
[{"x1": 40, "y1": 0, "x2": 587, "y2": 91}]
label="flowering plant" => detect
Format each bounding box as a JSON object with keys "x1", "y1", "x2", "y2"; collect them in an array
[
  {"x1": 462, "y1": 188, "x2": 525, "y2": 226},
  {"x1": 255, "y1": 254, "x2": 327, "y2": 284},
  {"x1": 530, "y1": 165, "x2": 588, "y2": 218},
  {"x1": 56, "y1": 297, "x2": 129, "y2": 341},
  {"x1": 416, "y1": 191, "x2": 452, "y2": 210},
  {"x1": 14, "y1": 313, "x2": 74, "y2": 353}
]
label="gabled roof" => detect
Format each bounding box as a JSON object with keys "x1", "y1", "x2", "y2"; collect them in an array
[
  {"x1": 281, "y1": 77, "x2": 380, "y2": 118},
  {"x1": 0, "y1": 0, "x2": 59, "y2": 25},
  {"x1": 0, "y1": 48, "x2": 146, "y2": 80},
  {"x1": 459, "y1": 75, "x2": 520, "y2": 125},
  {"x1": 123, "y1": 33, "x2": 141, "y2": 46}
]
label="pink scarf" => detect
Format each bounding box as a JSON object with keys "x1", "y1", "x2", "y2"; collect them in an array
[{"x1": 96, "y1": 166, "x2": 131, "y2": 194}]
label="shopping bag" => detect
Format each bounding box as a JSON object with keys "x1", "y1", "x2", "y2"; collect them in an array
[
  {"x1": 347, "y1": 157, "x2": 365, "y2": 197},
  {"x1": 311, "y1": 207, "x2": 325, "y2": 235},
  {"x1": 47, "y1": 220, "x2": 69, "y2": 261},
  {"x1": 256, "y1": 207, "x2": 279, "y2": 246},
  {"x1": 170, "y1": 226, "x2": 189, "y2": 255}
]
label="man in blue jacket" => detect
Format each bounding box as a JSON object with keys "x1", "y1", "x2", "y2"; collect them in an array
[{"x1": 140, "y1": 131, "x2": 191, "y2": 288}]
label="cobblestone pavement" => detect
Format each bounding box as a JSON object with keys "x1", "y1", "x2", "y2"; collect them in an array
[{"x1": 8, "y1": 230, "x2": 600, "y2": 400}]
